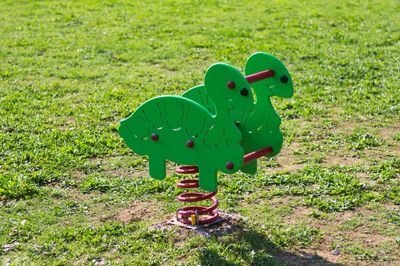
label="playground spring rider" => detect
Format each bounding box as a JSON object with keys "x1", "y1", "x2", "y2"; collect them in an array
[{"x1": 119, "y1": 52, "x2": 293, "y2": 226}]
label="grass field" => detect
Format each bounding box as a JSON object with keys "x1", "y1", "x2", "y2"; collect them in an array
[{"x1": 1, "y1": 0, "x2": 399, "y2": 265}]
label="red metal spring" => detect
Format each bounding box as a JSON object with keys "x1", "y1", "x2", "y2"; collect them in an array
[
  {"x1": 174, "y1": 147, "x2": 272, "y2": 225},
  {"x1": 175, "y1": 166, "x2": 219, "y2": 225}
]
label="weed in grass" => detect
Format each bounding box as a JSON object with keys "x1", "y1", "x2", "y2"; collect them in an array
[
  {"x1": 388, "y1": 210, "x2": 400, "y2": 226},
  {"x1": 347, "y1": 245, "x2": 386, "y2": 262},
  {"x1": 394, "y1": 133, "x2": 400, "y2": 141},
  {"x1": 79, "y1": 173, "x2": 113, "y2": 194},
  {"x1": 0, "y1": 174, "x2": 39, "y2": 200},
  {"x1": 269, "y1": 224, "x2": 321, "y2": 249},
  {"x1": 347, "y1": 128, "x2": 385, "y2": 151}
]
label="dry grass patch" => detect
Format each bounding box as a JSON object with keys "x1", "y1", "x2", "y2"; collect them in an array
[
  {"x1": 322, "y1": 153, "x2": 365, "y2": 167},
  {"x1": 274, "y1": 142, "x2": 306, "y2": 172},
  {"x1": 113, "y1": 200, "x2": 169, "y2": 223}
]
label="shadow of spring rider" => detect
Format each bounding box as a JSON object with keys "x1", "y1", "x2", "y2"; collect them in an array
[{"x1": 119, "y1": 52, "x2": 293, "y2": 226}]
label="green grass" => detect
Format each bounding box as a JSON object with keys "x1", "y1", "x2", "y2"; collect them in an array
[{"x1": 1, "y1": 0, "x2": 399, "y2": 265}]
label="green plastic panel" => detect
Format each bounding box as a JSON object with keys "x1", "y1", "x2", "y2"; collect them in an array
[
  {"x1": 182, "y1": 52, "x2": 293, "y2": 174},
  {"x1": 119, "y1": 63, "x2": 254, "y2": 192},
  {"x1": 239, "y1": 52, "x2": 293, "y2": 173}
]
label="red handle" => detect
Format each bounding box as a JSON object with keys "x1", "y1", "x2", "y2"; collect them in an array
[
  {"x1": 243, "y1": 146, "x2": 273, "y2": 164},
  {"x1": 245, "y1": 69, "x2": 275, "y2": 83}
]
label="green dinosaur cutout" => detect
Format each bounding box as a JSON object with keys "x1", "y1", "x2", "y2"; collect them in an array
[
  {"x1": 239, "y1": 52, "x2": 293, "y2": 173},
  {"x1": 119, "y1": 63, "x2": 254, "y2": 192},
  {"x1": 182, "y1": 52, "x2": 293, "y2": 174}
]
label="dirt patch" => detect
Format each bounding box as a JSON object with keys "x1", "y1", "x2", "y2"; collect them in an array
[
  {"x1": 276, "y1": 249, "x2": 344, "y2": 265},
  {"x1": 335, "y1": 210, "x2": 355, "y2": 222},
  {"x1": 68, "y1": 188, "x2": 91, "y2": 201},
  {"x1": 300, "y1": 244, "x2": 344, "y2": 265},
  {"x1": 273, "y1": 163, "x2": 305, "y2": 173},
  {"x1": 306, "y1": 203, "x2": 399, "y2": 264},
  {"x1": 280, "y1": 142, "x2": 301, "y2": 158},
  {"x1": 273, "y1": 142, "x2": 305, "y2": 173},
  {"x1": 151, "y1": 211, "x2": 248, "y2": 239},
  {"x1": 354, "y1": 172, "x2": 376, "y2": 185},
  {"x1": 170, "y1": 226, "x2": 196, "y2": 248},
  {"x1": 394, "y1": 145, "x2": 400, "y2": 157},
  {"x1": 113, "y1": 200, "x2": 167, "y2": 223},
  {"x1": 268, "y1": 196, "x2": 303, "y2": 207},
  {"x1": 377, "y1": 125, "x2": 400, "y2": 141},
  {"x1": 329, "y1": 122, "x2": 359, "y2": 134},
  {"x1": 301, "y1": 231, "x2": 395, "y2": 265},
  {"x1": 322, "y1": 153, "x2": 365, "y2": 167},
  {"x1": 105, "y1": 167, "x2": 148, "y2": 179},
  {"x1": 350, "y1": 232, "x2": 394, "y2": 247},
  {"x1": 71, "y1": 170, "x2": 86, "y2": 181},
  {"x1": 276, "y1": 202, "x2": 400, "y2": 264},
  {"x1": 379, "y1": 123, "x2": 400, "y2": 156},
  {"x1": 284, "y1": 206, "x2": 313, "y2": 225},
  {"x1": 364, "y1": 148, "x2": 398, "y2": 161},
  {"x1": 59, "y1": 118, "x2": 76, "y2": 131}
]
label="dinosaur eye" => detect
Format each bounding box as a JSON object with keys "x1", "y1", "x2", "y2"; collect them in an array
[
  {"x1": 240, "y1": 88, "x2": 249, "y2": 96},
  {"x1": 227, "y1": 81, "x2": 235, "y2": 89},
  {"x1": 280, "y1": 75, "x2": 289, "y2": 83}
]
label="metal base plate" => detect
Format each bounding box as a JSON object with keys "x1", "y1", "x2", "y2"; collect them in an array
[{"x1": 164, "y1": 211, "x2": 239, "y2": 237}]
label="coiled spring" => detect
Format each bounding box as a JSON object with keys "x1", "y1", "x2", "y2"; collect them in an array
[{"x1": 175, "y1": 166, "x2": 219, "y2": 225}]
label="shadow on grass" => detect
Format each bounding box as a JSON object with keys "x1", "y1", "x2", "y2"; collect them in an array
[{"x1": 198, "y1": 227, "x2": 343, "y2": 266}]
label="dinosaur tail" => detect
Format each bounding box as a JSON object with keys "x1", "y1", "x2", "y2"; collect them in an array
[{"x1": 119, "y1": 116, "x2": 147, "y2": 155}]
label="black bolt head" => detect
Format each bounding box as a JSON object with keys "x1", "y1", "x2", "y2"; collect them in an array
[{"x1": 240, "y1": 88, "x2": 249, "y2": 96}]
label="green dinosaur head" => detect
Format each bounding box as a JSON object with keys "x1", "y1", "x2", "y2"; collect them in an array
[
  {"x1": 204, "y1": 63, "x2": 254, "y2": 113},
  {"x1": 245, "y1": 52, "x2": 293, "y2": 98}
]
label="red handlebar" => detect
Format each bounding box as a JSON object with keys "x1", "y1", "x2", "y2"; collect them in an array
[{"x1": 245, "y1": 70, "x2": 275, "y2": 83}]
